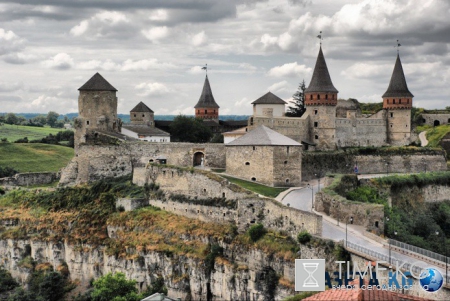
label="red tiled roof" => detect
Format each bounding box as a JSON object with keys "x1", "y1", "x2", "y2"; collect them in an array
[{"x1": 303, "y1": 288, "x2": 433, "y2": 301}]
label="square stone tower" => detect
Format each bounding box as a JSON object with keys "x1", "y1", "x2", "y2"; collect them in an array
[{"x1": 74, "y1": 73, "x2": 121, "y2": 150}]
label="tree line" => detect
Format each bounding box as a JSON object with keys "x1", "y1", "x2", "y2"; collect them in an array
[{"x1": 0, "y1": 112, "x2": 69, "y2": 128}]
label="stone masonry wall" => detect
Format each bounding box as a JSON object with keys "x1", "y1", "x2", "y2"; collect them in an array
[
  {"x1": 134, "y1": 165, "x2": 322, "y2": 237},
  {"x1": 59, "y1": 142, "x2": 226, "y2": 186},
  {"x1": 302, "y1": 152, "x2": 447, "y2": 181},
  {"x1": 0, "y1": 172, "x2": 59, "y2": 187},
  {"x1": 315, "y1": 191, "x2": 385, "y2": 234}
]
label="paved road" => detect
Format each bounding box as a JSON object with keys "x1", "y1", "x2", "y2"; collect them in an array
[
  {"x1": 419, "y1": 131, "x2": 429, "y2": 146},
  {"x1": 280, "y1": 181, "x2": 446, "y2": 276}
]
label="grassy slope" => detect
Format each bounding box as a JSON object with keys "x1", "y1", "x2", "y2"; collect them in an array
[
  {"x1": 221, "y1": 175, "x2": 288, "y2": 198},
  {"x1": 424, "y1": 124, "x2": 450, "y2": 147},
  {"x1": 0, "y1": 143, "x2": 74, "y2": 172},
  {"x1": 0, "y1": 124, "x2": 64, "y2": 142}
]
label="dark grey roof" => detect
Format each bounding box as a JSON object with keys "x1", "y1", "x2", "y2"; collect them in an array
[
  {"x1": 78, "y1": 72, "x2": 117, "y2": 91},
  {"x1": 227, "y1": 125, "x2": 301, "y2": 146},
  {"x1": 382, "y1": 54, "x2": 414, "y2": 98},
  {"x1": 305, "y1": 47, "x2": 338, "y2": 93},
  {"x1": 131, "y1": 102, "x2": 154, "y2": 113},
  {"x1": 194, "y1": 75, "x2": 220, "y2": 108},
  {"x1": 123, "y1": 125, "x2": 170, "y2": 137},
  {"x1": 251, "y1": 92, "x2": 287, "y2": 105}
]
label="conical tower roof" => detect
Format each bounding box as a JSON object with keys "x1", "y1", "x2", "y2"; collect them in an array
[
  {"x1": 131, "y1": 101, "x2": 153, "y2": 113},
  {"x1": 78, "y1": 72, "x2": 117, "y2": 91},
  {"x1": 382, "y1": 54, "x2": 414, "y2": 98},
  {"x1": 251, "y1": 92, "x2": 287, "y2": 105},
  {"x1": 305, "y1": 47, "x2": 338, "y2": 93},
  {"x1": 194, "y1": 75, "x2": 220, "y2": 108}
]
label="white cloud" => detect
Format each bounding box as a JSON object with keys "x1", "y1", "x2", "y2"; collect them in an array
[
  {"x1": 235, "y1": 97, "x2": 251, "y2": 107},
  {"x1": 42, "y1": 53, "x2": 74, "y2": 70},
  {"x1": 188, "y1": 66, "x2": 205, "y2": 74},
  {"x1": 135, "y1": 82, "x2": 170, "y2": 96},
  {"x1": 341, "y1": 62, "x2": 389, "y2": 79},
  {"x1": 238, "y1": 63, "x2": 257, "y2": 71},
  {"x1": 0, "y1": 28, "x2": 25, "y2": 55},
  {"x1": 141, "y1": 26, "x2": 169, "y2": 42},
  {"x1": 0, "y1": 81, "x2": 22, "y2": 92},
  {"x1": 268, "y1": 80, "x2": 290, "y2": 93},
  {"x1": 95, "y1": 11, "x2": 129, "y2": 25},
  {"x1": 3, "y1": 52, "x2": 37, "y2": 64},
  {"x1": 149, "y1": 9, "x2": 168, "y2": 21},
  {"x1": 70, "y1": 20, "x2": 89, "y2": 37},
  {"x1": 267, "y1": 62, "x2": 311, "y2": 78},
  {"x1": 191, "y1": 31, "x2": 207, "y2": 46},
  {"x1": 171, "y1": 105, "x2": 194, "y2": 115}
]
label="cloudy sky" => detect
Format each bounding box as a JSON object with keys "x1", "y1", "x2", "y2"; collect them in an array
[{"x1": 0, "y1": 0, "x2": 449, "y2": 115}]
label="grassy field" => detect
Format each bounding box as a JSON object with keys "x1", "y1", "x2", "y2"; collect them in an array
[
  {"x1": 0, "y1": 124, "x2": 65, "y2": 142},
  {"x1": 0, "y1": 143, "x2": 74, "y2": 172},
  {"x1": 220, "y1": 175, "x2": 288, "y2": 198}
]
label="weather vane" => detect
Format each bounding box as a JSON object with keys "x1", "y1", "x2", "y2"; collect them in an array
[
  {"x1": 201, "y1": 63, "x2": 207, "y2": 74},
  {"x1": 396, "y1": 39, "x2": 401, "y2": 53},
  {"x1": 317, "y1": 31, "x2": 323, "y2": 46}
]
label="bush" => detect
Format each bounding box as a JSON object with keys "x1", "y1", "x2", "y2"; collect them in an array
[
  {"x1": 91, "y1": 272, "x2": 142, "y2": 301},
  {"x1": 14, "y1": 137, "x2": 28, "y2": 143},
  {"x1": 0, "y1": 166, "x2": 18, "y2": 178},
  {"x1": 297, "y1": 231, "x2": 312, "y2": 244},
  {"x1": 248, "y1": 223, "x2": 266, "y2": 242},
  {"x1": 0, "y1": 267, "x2": 18, "y2": 293}
]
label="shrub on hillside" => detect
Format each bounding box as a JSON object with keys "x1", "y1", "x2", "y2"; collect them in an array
[
  {"x1": 297, "y1": 231, "x2": 312, "y2": 244},
  {"x1": 14, "y1": 137, "x2": 28, "y2": 143},
  {"x1": 248, "y1": 223, "x2": 266, "y2": 242},
  {"x1": 0, "y1": 166, "x2": 17, "y2": 178}
]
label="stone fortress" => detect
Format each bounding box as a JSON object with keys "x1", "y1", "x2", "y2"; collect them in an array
[{"x1": 246, "y1": 46, "x2": 415, "y2": 150}]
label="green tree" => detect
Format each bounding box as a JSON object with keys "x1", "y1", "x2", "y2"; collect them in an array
[
  {"x1": 5, "y1": 113, "x2": 19, "y2": 125},
  {"x1": 248, "y1": 223, "x2": 266, "y2": 242},
  {"x1": 91, "y1": 272, "x2": 142, "y2": 301},
  {"x1": 169, "y1": 115, "x2": 212, "y2": 142},
  {"x1": 0, "y1": 267, "x2": 18, "y2": 293},
  {"x1": 46, "y1": 111, "x2": 60, "y2": 128},
  {"x1": 285, "y1": 80, "x2": 306, "y2": 117},
  {"x1": 32, "y1": 115, "x2": 47, "y2": 126}
]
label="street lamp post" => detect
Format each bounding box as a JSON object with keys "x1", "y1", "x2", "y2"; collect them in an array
[
  {"x1": 307, "y1": 184, "x2": 314, "y2": 211},
  {"x1": 436, "y1": 231, "x2": 448, "y2": 284},
  {"x1": 346, "y1": 217, "x2": 353, "y2": 247}
]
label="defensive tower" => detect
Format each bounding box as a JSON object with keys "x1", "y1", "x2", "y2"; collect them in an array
[{"x1": 194, "y1": 75, "x2": 220, "y2": 121}]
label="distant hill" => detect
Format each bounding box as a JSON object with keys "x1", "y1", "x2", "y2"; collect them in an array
[{"x1": 0, "y1": 113, "x2": 250, "y2": 124}]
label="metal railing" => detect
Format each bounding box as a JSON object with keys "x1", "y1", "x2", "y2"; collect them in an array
[
  {"x1": 347, "y1": 241, "x2": 450, "y2": 284},
  {"x1": 389, "y1": 238, "x2": 450, "y2": 264}
]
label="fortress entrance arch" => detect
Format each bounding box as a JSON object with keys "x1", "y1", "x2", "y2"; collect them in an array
[{"x1": 193, "y1": 152, "x2": 204, "y2": 166}]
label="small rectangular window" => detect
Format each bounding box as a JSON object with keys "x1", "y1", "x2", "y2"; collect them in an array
[
  {"x1": 390, "y1": 113, "x2": 394, "y2": 118},
  {"x1": 314, "y1": 110, "x2": 318, "y2": 115},
  {"x1": 314, "y1": 122, "x2": 318, "y2": 128},
  {"x1": 86, "y1": 120, "x2": 90, "y2": 125}
]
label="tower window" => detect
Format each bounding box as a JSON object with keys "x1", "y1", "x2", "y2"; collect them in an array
[
  {"x1": 407, "y1": 99, "x2": 409, "y2": 104},
  {"x1": 205, "y1": 109, "x2": 207, "y2": 114},
  {"x1": 245, "y1": 162, "x2": 250, "y2": 166},
  {"x1": 213, "y1": 109, "x2": 215, "y2": 113},
  {"x1": 86, "y1": 120, "x2": 90, "y2": 125},
  {"x1": 310, "y1": 95, "x2": 313, "y2": 100},
  {"x1": 399, "y1": 99, "x2": 402, "y2": 104},
  {"x1": 315, "y1": 135, "x2": 319, "y2": 140},
  {"x1": 142, "y1": 114, "x2": 145, "y2": 117},
  {"x1": 134, "y1": 114, "x2": 136, "y2": 117},
  {"x1": 287, "y1": 146, "x2": 289, "y2": 154},
  {"x1": 314, "y1": 122, "x2": 318, "y2": 128},
  {"x1": 252, "y1": 146, "x2": 256, "y2": 150},
  {"x1": 332, "y1": 94, "x2": 335, "y2": 100},
  {"x1": 390, "y1": 113, "x2": 394, "y2": 118},
  {"x1": 314, "y1": 110, "x2": 318, "y2": 115},
  {"x1": 393, "y1": 99, "x2": 396, "y2": 104},
  {"x1": 198, "y1": 110, "x2": 200, "y2": 114},
  {"x1": 317, "y1": 94, "x2": 321, "y2": 100},
  {"x1": 325, "y1": 94, "x2": 328, "y2": 100}
]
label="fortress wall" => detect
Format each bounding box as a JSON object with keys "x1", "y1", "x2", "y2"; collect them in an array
[
  {"x1": 59, "y1": 142, "x2": 226, "y2": 186},
  {"x1": 138, "y1": 165, "x2": 322, "y2": 237},
  {"x1": 0, "y1": 172, "x2": 59, "y2": 187},
  {"x1": 249, "y1": 116, "x2": 310, "y2": 143},
  {"x1": 315, "y1": 192, "x2": 385, "y2": 233},
  {"x1": 421, "y1": 113, "x2": 450, "y2": 126},
  {"x1": 336, "y1": 118, "x2": 387, "y2": 148},
  {"x1": 302, "y1": 152, "x2": 447, "y2": 181}
]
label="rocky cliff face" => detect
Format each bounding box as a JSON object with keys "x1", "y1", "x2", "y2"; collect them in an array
[{"x1": 1, "y1": 236, "x2": 334, "y2": 300}]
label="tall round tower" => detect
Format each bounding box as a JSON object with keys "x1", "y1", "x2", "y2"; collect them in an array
[
  {"x1": 304, "y1": 46, "x2": 338, "y2": 150},
  {"x1": 382, "y1": 54, "x2": 413, "y2": 145},
  {"x1": 194, "y1": 75, "x2": 220, "y2": 121}
]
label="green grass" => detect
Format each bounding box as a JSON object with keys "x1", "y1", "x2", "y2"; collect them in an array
[
  {"x1": 0, "y1": 143, "x2": 74, "y2": 172},
  {"x1": 220, "y1": 175, "x2": 287, "y2": 198},
  {"x1": 415, "y1": 124, "x2": 432, "y2": 133},
  {"x1": 425, "y1": 124, "x2": 450, "y2": 147},
  {"x1": 0, "y1": 124, "x2": 65, "y2": 142}
]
